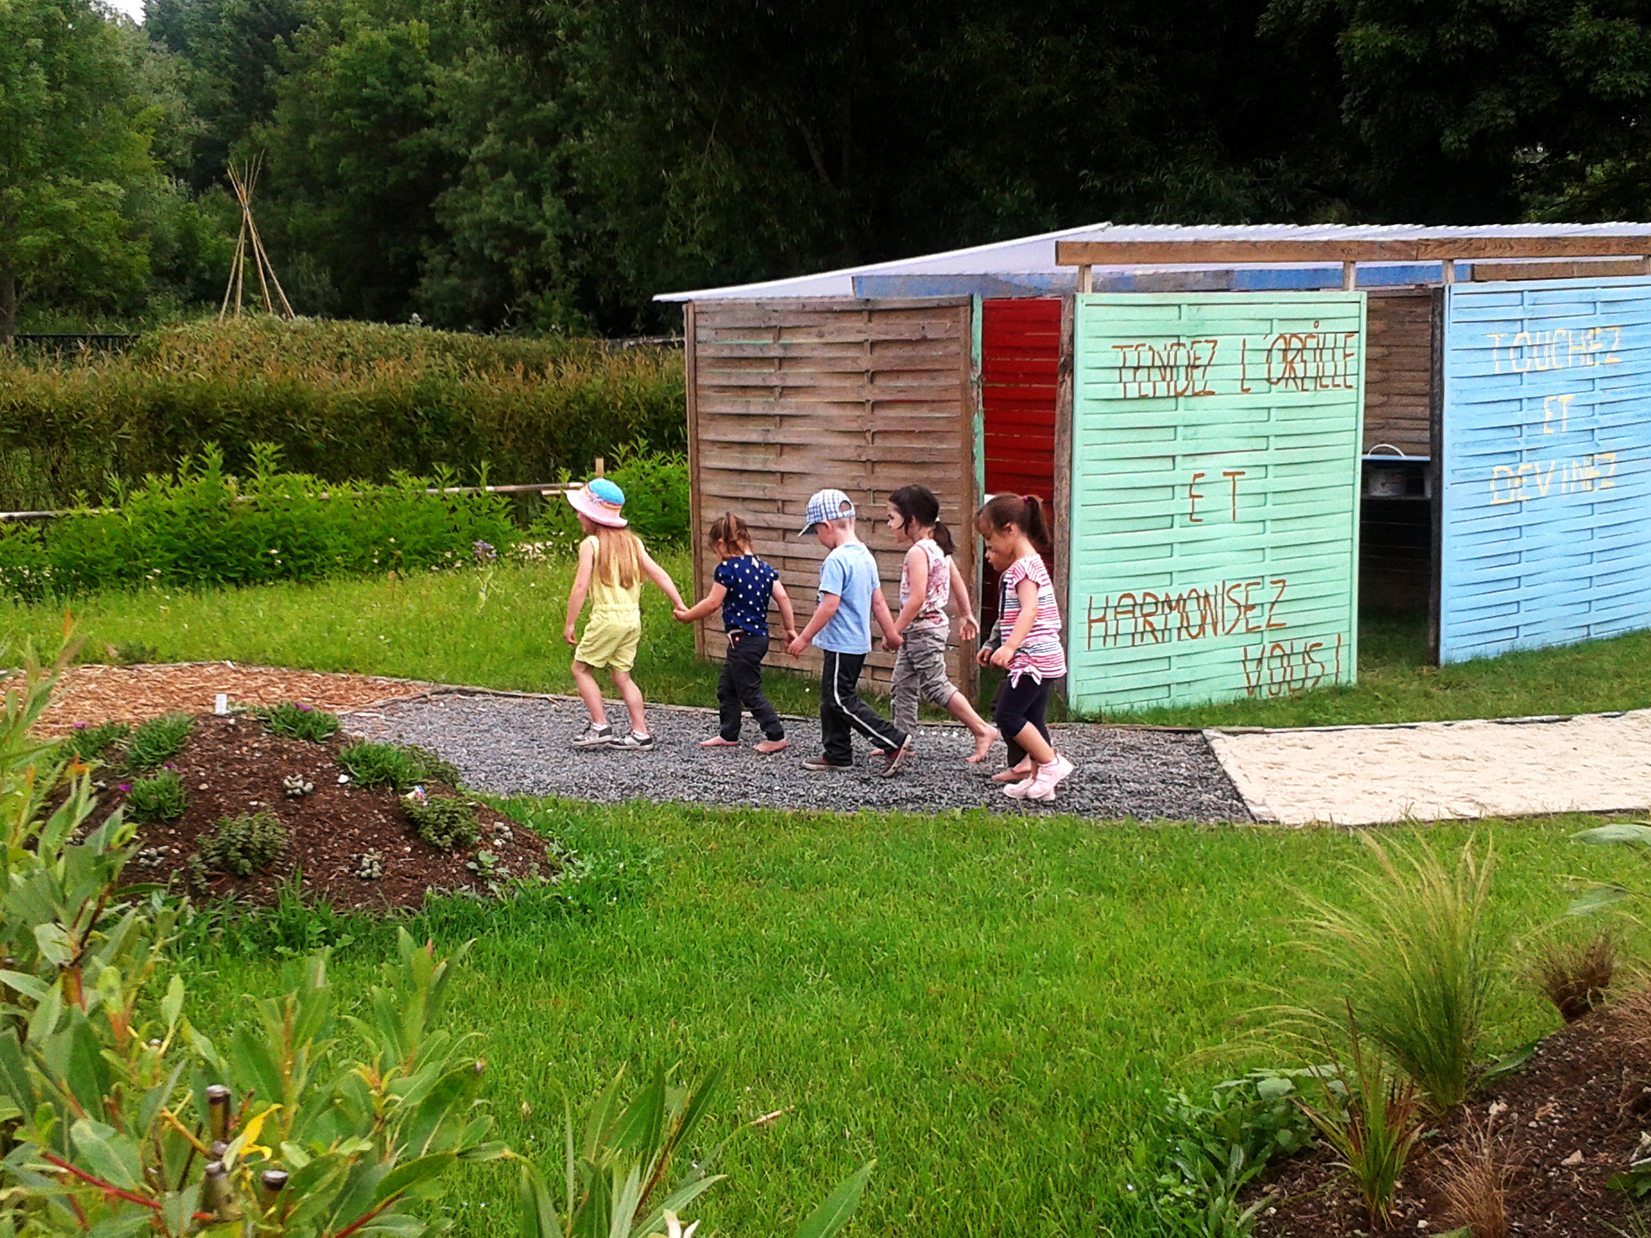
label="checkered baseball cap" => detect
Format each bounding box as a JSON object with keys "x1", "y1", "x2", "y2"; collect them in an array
[{"x1": 797, "y1": 488, "x2": 855, "y2": 537}]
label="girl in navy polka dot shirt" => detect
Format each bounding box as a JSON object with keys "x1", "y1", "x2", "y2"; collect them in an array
[{"x1": 675, "y1": 513, "x2": 799, "y2": 752}]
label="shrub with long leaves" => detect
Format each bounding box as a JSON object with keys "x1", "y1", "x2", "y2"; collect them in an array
[
  {"x1": 1285, "y1": 834, "x2": 1502, "y2": 1111},
  {"x1": 1296, "y1": 1010, "x2": 1424, "y2": 1229}
]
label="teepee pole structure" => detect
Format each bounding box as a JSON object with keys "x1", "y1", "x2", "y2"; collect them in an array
[{"x1": 221, "y1": 154, "x2": 295, "y2": 320}]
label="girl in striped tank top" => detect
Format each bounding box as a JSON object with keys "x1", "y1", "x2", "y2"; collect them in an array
[{"x1": 975, "y1": 494, "x2": 1074, "y2": 802}]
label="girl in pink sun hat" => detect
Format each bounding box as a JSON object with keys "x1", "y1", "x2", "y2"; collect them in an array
[{"x1": 562, "y1": 477, "x2": 687, "y2": 749}]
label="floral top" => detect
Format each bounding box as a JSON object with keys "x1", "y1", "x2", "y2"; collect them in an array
[{"x1": 898, "y1": 537, "x2": 950, "y2": 629}]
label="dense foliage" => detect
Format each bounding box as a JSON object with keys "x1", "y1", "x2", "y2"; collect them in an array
[
  {"x1": 8, "y1": 0, "x2": 1651, "y2": 337},
  {"x1": 0, "y1": 446, "x2": 520, "y2": 599},
  {"x1": 0, "y1": 317, "x2": 683, "y2": 505}
]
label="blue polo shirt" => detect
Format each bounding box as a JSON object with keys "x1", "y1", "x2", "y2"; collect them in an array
[
  {"x1": 814, "y1": 542, "x2": 879, "y2": 654},
  {"x1": 714, "y1": 554, "x2": 778, "y2": 636}
]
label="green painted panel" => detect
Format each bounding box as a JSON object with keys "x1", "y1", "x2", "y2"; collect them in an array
[{"x1": 1066, "y1": 293, "x2": 1366, "y2": 712}]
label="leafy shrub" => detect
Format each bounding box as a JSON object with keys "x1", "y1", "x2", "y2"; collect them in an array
[
  {"x1": 198, "y1": 810, "x2": 289, "y2": 876},
  {"x1": 122, "y1": 711, "x2": 194, "y2": 770},
  {"x1": 59, "y1": 719, "x2": 130, "y2": 764},
  {"x1": 527, "y1": 444, "x2": 691, "y2": 555},
  {"x1": 405, "y1": 792, "x2": 480, "y2": 850},
  {"x1": 0, "y1": 317, "x2": 685, "y2": 510},
  {"x1": 1297, "y1": 1014, "x2": 1424, "y2": 1229},
  {"x1": 258, "y1": 700, "x2": 342, "y2": 741},
  {"x1": 0, "y1": 445, "x2": 523, "y2": 600},
  {"x1": 1530, "y1": 931, "x2": 1616, "y2": 1022},
  {"x1": 124, "y1": 769, "x2": 188, "y2": 821},
  {"x1": 1133, "y1": 1069, "x2": 1317, "y2": 1235},
  {"x1": 1288, "y1": 835, "x2": 1501, "y2": 1110},
  {"x1": 338, "y1": 739, "x2": 457, "y2": 791}
]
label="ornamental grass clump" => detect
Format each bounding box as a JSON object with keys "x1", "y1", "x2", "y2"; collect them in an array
[
  {"x1": 123, "y1": 769, "x2": 187, "y2": 821},
  {"x1": 1529, "y1": 931, "x2": 1616, "y2": 1022},
  {"x1": 1287, "y1": 835, "x2": 1502, "y2": 1111},
  {"x1": 122, "y1": 711, "x2": 194, "y2": 771},
  {"x1": 258, "y1": 699, "x2": 341, "y2": 742},
  {"x1": 338, "y1": 739, "x2": 458, "y2": 791},
  {"x1": 198, "y1": 810, "x2": 288, "y2": 876},
  {"x1": 1296, "y1": 1010, "x2": 1424, "y2": 1229}
]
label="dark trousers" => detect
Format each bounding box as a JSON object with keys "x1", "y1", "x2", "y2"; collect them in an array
[
  {"x1": 819, "y1": 649, "x2": 907, "y2": 766},
  {"x1": 718, "y1": 630, "x2": 784, "y2": 741},
  {"x1": 995, "y1": 674, "x2": 1059, "y2": 767}
]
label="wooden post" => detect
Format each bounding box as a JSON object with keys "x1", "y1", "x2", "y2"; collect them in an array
[
  {"x1": 1341, "y1": 261, "x2": 1357, "y2": 291},
  {"x1": 1052, "y1": 294, "x2": 1076, "y2": 712},
  {"x1": 683, "y1": 302, "x2": 704, "y2": 664},
  {"x1": 1440, "y1": 258, "x2": 1456, "y2": 285},
  {"x1": 960, "y1": 298, "x2": 982, "y2": 700},
  {"x1": 594, "y1": 457, "x2": 605, "y2": 478},
  {"x1": 1426, "y1": 286, "x2": 1445, "y2": 666},
  {"x1": 1077, "y1": 265, "x2": 1093, "y2": 294}
]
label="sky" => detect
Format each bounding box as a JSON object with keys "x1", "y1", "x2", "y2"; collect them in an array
[{"x1": 106, "y1": 0, "x2": 146, "y2": 21}]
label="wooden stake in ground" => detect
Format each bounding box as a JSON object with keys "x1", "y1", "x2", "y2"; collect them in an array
[{"x1": 220, "y1": 155, "x2": 295, "y2": 320}]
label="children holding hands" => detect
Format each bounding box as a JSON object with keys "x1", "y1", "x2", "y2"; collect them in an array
[
  {"x1": 883, "y1": 484, "x2": 1000, "y2": 763},
  {"x1": 562, "y1": 477, "x2": 687, "y2": 750},
  {"x1": 674, "y1": 512, "x2": 797, "y2": 753},
  {"x1": 785, "y1": 488, "x2": 913, "y2": 776}
]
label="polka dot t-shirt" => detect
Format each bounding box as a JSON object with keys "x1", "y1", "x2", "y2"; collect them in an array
[{"x1": 713, "y1": 554, "x2": 780, "y2": 636}]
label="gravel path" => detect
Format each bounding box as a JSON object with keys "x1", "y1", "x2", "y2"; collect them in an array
[{"x1": 343, "y1": 690, "x2": 1250, "y2": 822}]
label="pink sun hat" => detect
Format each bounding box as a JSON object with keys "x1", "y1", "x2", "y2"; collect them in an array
[{"x1": 565, "y1": 477, "x2": 628, "y2": 528}]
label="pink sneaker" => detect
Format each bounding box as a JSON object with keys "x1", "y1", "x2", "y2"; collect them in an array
[
  {"x1": 1002, "y1": 772, "x2": 1039, "y2": 800},
  {"x1": 1021, "y1": 755, "x2": 1074, "y2": 802}
]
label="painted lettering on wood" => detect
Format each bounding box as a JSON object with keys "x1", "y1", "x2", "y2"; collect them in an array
[
  {"x1": 1439, "y1": 277, "x2": 1651, "y2": 662},
  {"x1": 1066, "y1": 293, "x2": 1365, "y2": 712}
]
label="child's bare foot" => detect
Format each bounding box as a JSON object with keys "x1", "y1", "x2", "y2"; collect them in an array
[
  {"x1": 965, "y1": 727, "x2": 1000, "y2": 763},
  {"x1": 991, "y1": 761, "x2": 1032, "y2": 783},
  {"x1": 754, "y1": 738, "x2": 790, "y2": 755},
  {"x1": 699, "y1": 736, "x2": 739, "y2": 749}
]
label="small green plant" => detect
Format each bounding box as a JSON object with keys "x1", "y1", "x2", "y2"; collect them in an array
[
  {"x1": 123, "y1": 710, "x2": 194, "y2": 770},
  {"x1": 1530, "y1": 930, "x2": 1616, "y2": 1022},
  {"x1": 1133, "y1": 1068, "x2": 1318, "y2": 1236},
  {"x1": 198, "y1": 809, "x2": 289, "y2": 876},
  {"x1": 1286, "y1": 834, "x2": 1501, "y2": 1110},
  {"x1": 1296, "y1": 1012, "x2": 1424, "y2": 1229},
  {"x1": 406, "y1": 790, "x2": 480, "y2": 850},
  {"x1": 59, "y1": 719, "x2": 130, "y2": 764},
  {"x1": 339, "y1": 739, "x2": 459, "y2": 790},
  {"x1": 123, "y1": 768, "x2": 187, "y2": 821},
  {"x1": 259, "y1": 699, "x2": 341, "y2": 741}
]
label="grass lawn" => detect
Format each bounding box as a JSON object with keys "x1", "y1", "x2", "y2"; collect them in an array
[
  {"x1": 177, "y1": 801, "x2": 1640, "y2": 1234},
  {"x1": 3, "y1": 553, "x2": 1650, "y2": 728}
]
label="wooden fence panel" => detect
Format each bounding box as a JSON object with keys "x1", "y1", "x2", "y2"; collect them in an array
[
  {"x1": 1364, "y1": 289, "x2": 1434, "y2": 456},
  {"x1": 688, "y1": 298, "x2": 979, "y2": 695}
]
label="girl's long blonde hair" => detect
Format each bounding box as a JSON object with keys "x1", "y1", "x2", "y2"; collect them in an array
[{"x1": 592, "y1": 523, "x2": 642, "y2": 589}]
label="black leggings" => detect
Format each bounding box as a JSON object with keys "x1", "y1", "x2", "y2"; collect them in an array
[{"x1": 994, "y1": 674, "x2": 1059, "y2": 767}]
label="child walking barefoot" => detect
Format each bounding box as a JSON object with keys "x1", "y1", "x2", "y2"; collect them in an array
[
  {"x1": 975, "y1": 494, "x2": 1074, "y2": 802},
  {"x1": 563, "y1": 477, "x2": 687, "y2": 750},
  {"x1": 674, "y1": 512, "x2": 798, "y2": 753},
  {"x1": 883, "y1": 484, "x2": 998, "y2": 762}
]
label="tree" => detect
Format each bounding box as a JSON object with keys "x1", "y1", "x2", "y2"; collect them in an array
[{"x1": 0, "y1": 0, "x2": 166, "y2": 342}]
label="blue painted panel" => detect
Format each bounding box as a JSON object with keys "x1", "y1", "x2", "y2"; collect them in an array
[{"x1": 1439, "y1": 277, "x2": 1651, "y2": 663}]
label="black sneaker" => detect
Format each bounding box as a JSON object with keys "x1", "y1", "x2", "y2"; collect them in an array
[
  {"x1": 880, "y1": 737, "x2": 915, "y2": 778},
  {"x1": 609, "y1": 731, "x2": 656, "y2": 750},
  {"x1": 572, "y1": 723, "x2": 613, "y2": 749},
  {"x1": 801, "y1": 755, "x2": 852, "y2": 772}
]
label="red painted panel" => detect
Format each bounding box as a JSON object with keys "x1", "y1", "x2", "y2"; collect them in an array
[
  {"x1": 980, "y1": 297, "x2": 1061, "y2": 631},
  {"x1": 981, "y1": 297, "x2": 1060, "y2": 499}
]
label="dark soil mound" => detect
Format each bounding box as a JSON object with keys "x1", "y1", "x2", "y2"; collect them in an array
[
  {"x1": 1253, "y1": 1000, "x2": 1651, "y2": 1236},
  {"x1": 95, "y1": 714, "x2": 554, "y2": 912}
]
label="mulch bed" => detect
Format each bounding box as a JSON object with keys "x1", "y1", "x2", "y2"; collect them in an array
[
  {"x1": 1252, "y1": 999, "x2": 1651, "y2": 1236},
  {"x1": 93, "y1": 714, "x2": 553, "y2": 913},
  {"x1": 36, "y1": 662, "x2": 433, "y2": 737}
]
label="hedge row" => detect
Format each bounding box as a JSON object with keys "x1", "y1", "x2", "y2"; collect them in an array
[
  {"x1": 0, "y1": 318, "x2": 685, "y2": 510},
  {"x1": 0, "y1": 443, "x2": 692, "y2": 601}
]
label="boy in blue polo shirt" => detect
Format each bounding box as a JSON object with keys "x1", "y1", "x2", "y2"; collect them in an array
[{"x1": 785, "y1": 488, "x2": 913, "y2": 775}]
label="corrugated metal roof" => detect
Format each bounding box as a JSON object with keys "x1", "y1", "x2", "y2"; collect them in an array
[{"x1": 655, "y1": 221, "x2": 1651, "y2": 302}]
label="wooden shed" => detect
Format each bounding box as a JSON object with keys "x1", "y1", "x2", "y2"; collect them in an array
[{"x1": 660, "y1": 223, "x2": 1651, "y2": 710}]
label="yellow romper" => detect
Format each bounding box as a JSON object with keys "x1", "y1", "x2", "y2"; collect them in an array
[{"x1": 573, "y1": 535, "x2": 643, "y2": 672}]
